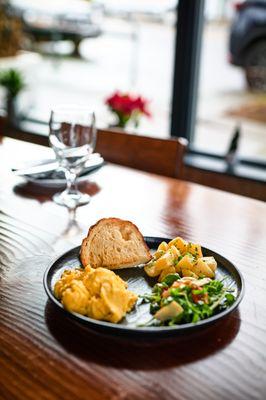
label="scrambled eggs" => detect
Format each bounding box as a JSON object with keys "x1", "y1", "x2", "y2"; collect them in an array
[{"x1": 54, "y1": 266, "x2": 137, "y2": 323}]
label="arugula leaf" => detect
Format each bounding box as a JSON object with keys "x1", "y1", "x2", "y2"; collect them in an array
[
  {"x1": 162, "y1": 273, "x2": 181, "y2": 286},
  {"x1": 225, "y1": 293, "x2": 235, "y2": 306}
]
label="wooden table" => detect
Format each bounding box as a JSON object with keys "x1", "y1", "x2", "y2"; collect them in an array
[{"x1": 0, "y1": 138, "x2": 266, "y2": 400}]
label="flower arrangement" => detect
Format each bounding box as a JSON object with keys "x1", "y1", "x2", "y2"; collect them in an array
[{"x1": 105, "y1": 91, "x2": 151, "y2": 129}]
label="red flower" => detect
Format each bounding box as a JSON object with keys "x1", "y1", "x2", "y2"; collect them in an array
[
  {"x1": 133, "y1": 96, "x2": 151, "y2": 117},
  {"x1": 105, "y1": 91, "x2": 151, "y2": 118}
]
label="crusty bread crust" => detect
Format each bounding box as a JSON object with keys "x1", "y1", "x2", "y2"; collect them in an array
[{"x1": 80, "y1": 218, "x2": 151, "y2": 269}]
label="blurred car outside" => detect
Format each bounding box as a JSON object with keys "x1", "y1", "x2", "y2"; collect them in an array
[
  {"x1": 9, "y1": 0, "x2": 103, "y2": 57},
  {"x1": 229, "y1": 0, "x2": 266, "y2": 91}
]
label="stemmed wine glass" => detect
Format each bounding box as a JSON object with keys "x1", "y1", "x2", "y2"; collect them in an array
[{"x1": 49, "y1": 105, "x2": 97, "y2": 209}]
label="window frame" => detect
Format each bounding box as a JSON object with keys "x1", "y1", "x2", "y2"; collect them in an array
[
  {"x1": 170, "y1": 0, "x2": 205, "y2": 142},
  {"x1": 170, "y1": 0, "x2": 265, "y2": 175}
]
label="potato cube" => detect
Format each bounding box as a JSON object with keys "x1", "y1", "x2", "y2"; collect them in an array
[
  {"x1": 201, "y1": 256, "x2": 217, "y2": 272},
  {"x1": 153, "y1": 249, "x2": 165, "y2": 260},
  {"x1": 187, "y1": 242, "x2": 203, "y2": 258},
  {"x1": 193, "y1": 259, "x2": 215, "y2": 278},
  {"x1": 145, "y1": 248, "x2": 175, "y2": 277},
  {"x1": 177, "y1": 254, "x2": 195, "y2": 277},
  {"x1": 158, "y1": 241, "x2": 168, "y2": 252},
  {"x1": 145, "y1": 245, "x2": 181, "y2": 278},
  {"x1": 181, "y1": 269, "x2": 198, "y2": 278},
  {"x1": 153, "y1": 241, "x2": 170, "y2": 260},
  {"x1": 168, "y1": 245, "x2": 181, "y2": 259},
  {"x1": 144, "y1": 261, "x2": 159, "y2": 277},
  {"x1": 154, "y1": 250, "x2": 174, "y2": 270},
  {"x1": 155, "y1": 301, "x2": 183, "y2": 322},
  {"x1": 168, "y1": 237, "x2": 188, "y2": 254},
  {"x1": 177, "y1": 254, "x2": 195, "y2": 271}
]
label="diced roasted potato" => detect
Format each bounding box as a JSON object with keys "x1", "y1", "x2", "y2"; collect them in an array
[
  {"x1": 144, "y1": 261, "x2": 160, "y2": 277},
  {"x1": 201, "y1": 256, "x2": 217, "y2": 272},
  {"x1": 145, "y1": 246, "x2": 180, "y2": 277},
  {"x1": 177, "y1": 254, "x2": 195, "y2": 271},
  {"x1": 168, "y1": 245, "x2": 180, "y2": 258},
  {"x1": 153, "y1": 250, "x2": 174, "y2": 269},
  {"x1": 153, "y1": 241, "x2": 169, "y2": 259},
  {"x1": 158, "y1": 266, "x2": 176, "y2": 282},
  {"x1": 168, "y1": 237, "x2": 188, "y2": 254},
  {"x1": 155, "y1": 301, "x2": 183, "y2": 322},
  {"x1": 187, "y1": 242, "x2": 203, "y2": 258},
  {"x1": 181, "y1": 269, "x2": 198, "y2": 278},
  {"x1": 193, "y1": 258, "x2": 215, "y2": 278},
  {"x1": 158, "y1": 241, "x2": 168, "y2": 252},
  {"x1": 153, "y1": 249, "x2": 165, "y2": 260},
  {"x1": 144, "y1": 237, "x2": 218, "y2": 282}
]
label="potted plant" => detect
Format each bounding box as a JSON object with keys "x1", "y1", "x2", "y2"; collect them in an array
[
  {"x1": 0, "y1": 68, "x2": 26, "y2": 125},
  {"x1": 105, "y1": 91, "x2": 151, "y2": 129}
]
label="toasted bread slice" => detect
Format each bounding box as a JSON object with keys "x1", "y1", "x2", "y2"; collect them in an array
[{"x1": 80, "y1": 218, "x2": 151, "y2": 270}]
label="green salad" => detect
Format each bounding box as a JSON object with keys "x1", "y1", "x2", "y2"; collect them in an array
[{"x1": 142, "y1": 273, "x2": 235, "y2": 326}]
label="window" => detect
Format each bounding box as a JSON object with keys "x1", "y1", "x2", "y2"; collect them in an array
[
  {"x1": 193, "y1": 0, "x2": 266, "y2": 163},
  {"x1": 0, "y1": 0, "x2": 176, "y2": 137},
  {"x1": 1, "y1": 0, "x2": 265, "y2": 171}
]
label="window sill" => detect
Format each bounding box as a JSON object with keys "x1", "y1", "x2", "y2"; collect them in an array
[{"x1": 184, "y1": 154, "x2": 266, "y2": 184}]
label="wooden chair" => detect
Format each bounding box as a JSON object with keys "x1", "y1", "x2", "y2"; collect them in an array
[{"x1": 95, "y1": 128, "x2": 188, "y2": 178}]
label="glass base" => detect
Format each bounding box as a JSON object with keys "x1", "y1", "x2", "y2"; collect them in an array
[{"x1": 53, "y1": 190, "x2": 91, "y2": 208}]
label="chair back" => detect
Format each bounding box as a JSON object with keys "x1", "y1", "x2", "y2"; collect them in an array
[{"x1": 95, "y1": 129, "x2": 188, "y2": 178}]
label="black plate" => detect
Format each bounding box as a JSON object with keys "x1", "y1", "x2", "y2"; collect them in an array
[{"x1": 43, "y1": 237, "x2": 244, "y2": 338}]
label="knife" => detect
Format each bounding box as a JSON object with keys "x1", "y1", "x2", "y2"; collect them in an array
[{"x1": 13, "y1": 153, "x2": 103, "y2": 178}]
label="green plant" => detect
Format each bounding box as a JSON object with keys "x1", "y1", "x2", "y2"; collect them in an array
[{"x1": 0, "y1": 69, "x2": 25, "y2": 98}]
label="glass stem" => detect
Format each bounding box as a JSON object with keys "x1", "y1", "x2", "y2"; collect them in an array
[
  {"x1": 65, "y1": 169, "x2": 78, "y2": 194},
  {"x1": 69, "y1": 207, "x2": 77, "y2": 222}
]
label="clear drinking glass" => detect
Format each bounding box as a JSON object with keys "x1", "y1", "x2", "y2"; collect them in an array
[{"x1": 49, "y1": 105, "x2": 96, "y2": 209}]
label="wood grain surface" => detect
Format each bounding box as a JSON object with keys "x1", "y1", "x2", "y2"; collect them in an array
[{"x1": 0, "y1": 138, "x2": 266, "y2": 400}]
